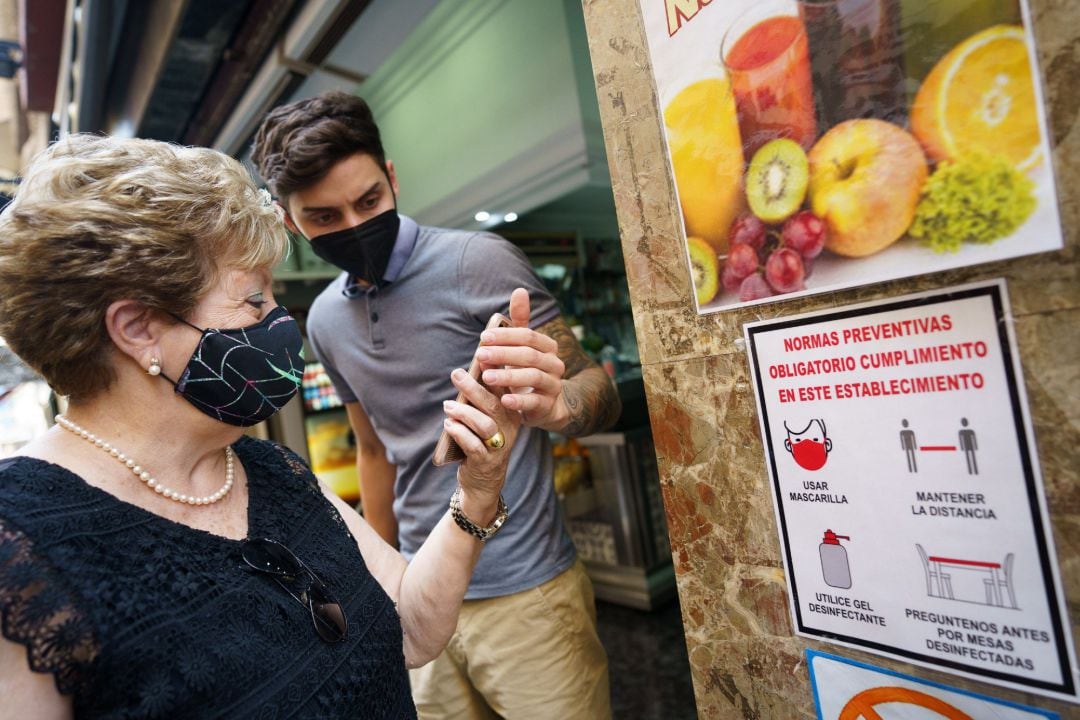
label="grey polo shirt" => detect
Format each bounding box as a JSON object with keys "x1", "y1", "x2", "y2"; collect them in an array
[{"x1": 307, "y1": 215, "x2": 577, "y2": 599}]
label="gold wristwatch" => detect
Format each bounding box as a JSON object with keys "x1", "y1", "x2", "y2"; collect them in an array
[{"x1": 449, "y1": 488, "x2": 509, "y2": 542}]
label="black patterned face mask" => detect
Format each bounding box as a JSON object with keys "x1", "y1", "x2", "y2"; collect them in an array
[{"x1": 161, "y1": 305, "x2": 304, "y2": 427}]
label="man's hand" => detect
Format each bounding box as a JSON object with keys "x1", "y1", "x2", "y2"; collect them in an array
[
  {"x1": 477, "y1": 288, "x2": 621, "y2": 436},
  {"x1": 476, "y1": 288, "x2": 569, "y2": 430}
]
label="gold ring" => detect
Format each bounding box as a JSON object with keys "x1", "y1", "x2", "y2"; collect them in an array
[{"x1": 484, "y1": 431, "x2": 505, "y2": 450}]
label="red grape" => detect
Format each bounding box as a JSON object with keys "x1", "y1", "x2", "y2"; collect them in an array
[
  {"x1": 728, "y1": 214, "x2": 766, "y2": 252},
  {"x1": 764, "y1": 247, "x2": 806, "y2": 293},
  {"x1": 724, "y1": 243, "x2": 760, "y2": 280},
  {"x1": 739, "y1": 273, "x2": 774, "y2": 301},
  {"x1": 721, "y1": 265, "x2": 743, "y2": 294},
  {"x1": 781, "y1": 211, "x2": 826, "y2": 259}
]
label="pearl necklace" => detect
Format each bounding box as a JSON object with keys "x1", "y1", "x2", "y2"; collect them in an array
[{"x1": 55, "y1": 414, "x2": 235, "y2": 506}]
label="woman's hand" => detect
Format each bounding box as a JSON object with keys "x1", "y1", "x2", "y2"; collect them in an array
[{"x1": 441, "y1": 366, "x2": 522, "y2": 525}]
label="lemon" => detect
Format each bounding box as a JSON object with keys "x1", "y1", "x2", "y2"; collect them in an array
[{"x1": 911, "y1": 25, "x2": 1041, "y2": 171}]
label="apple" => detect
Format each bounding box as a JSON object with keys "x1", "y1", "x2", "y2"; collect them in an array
[{"x1": 807, "y1": 119, "x2": 928, "y2": 257}]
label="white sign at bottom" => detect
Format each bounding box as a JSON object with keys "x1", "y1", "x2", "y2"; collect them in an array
[{"x1": 808, "y1": 650, "x2": 1059, "y2": 719}]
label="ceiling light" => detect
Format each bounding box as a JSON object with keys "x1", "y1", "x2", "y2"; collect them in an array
[
  {"x1": 474, "y1": 211, "x2": 491, "y2": 222},
  {"x1": 503, "y1": 212, "x2": 518, "y2": 223}
]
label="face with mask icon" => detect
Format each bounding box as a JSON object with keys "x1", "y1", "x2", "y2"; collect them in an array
[
  {"x1": 784, "y1": 419, "x2": 832, "y2": 471},
  {"x1": 283, "y1": 153, "x2": 401, "y2": 287}
]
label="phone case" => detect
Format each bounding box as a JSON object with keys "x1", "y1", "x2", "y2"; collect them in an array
[{"x1": 432, "y1": 312, "x2": 512, "y2": 466}]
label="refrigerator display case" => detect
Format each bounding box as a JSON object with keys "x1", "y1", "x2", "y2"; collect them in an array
[
  {"x1": 261, "y1": 297, "x2": 360, "y2": 507},
  {"x1": 304, "y1": 410, "x2": 358, "y2": 504},
  {"x1": 558, "y1": 377, "x2": 675, "y2": 610},
  {"x1": 269, "y1": 361, "x2": 359, "y2": 504}
]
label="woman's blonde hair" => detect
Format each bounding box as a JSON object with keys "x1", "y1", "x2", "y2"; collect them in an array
[{"x1": 0, "y1": 134, "x2": 288, "y2": 399}]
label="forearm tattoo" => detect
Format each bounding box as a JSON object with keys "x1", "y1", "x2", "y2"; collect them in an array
[{"x1": 537, "y1": 317, "x2": 622, "y2": 436}]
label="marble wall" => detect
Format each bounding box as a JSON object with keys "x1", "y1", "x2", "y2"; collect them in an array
[{"x1": 580, "y1": 0, "x2": 1080, "y2": 717}]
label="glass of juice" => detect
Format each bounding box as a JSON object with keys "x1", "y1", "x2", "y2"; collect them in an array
[
  {"x1": 798, "y1": 0, "x2": 907, "y2": 129},
  {"x1": 721, "y1": 0, "x2": 817, "y2": 158}
]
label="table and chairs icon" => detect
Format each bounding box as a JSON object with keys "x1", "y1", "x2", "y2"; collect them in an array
[{"x1": 915, "y1": 544, "x2": 1018, "y2": 609}]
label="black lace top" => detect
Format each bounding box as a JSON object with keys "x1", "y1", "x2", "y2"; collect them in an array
[{"x1": 0, "y1": 436, "x2": 416, "y2": 719}]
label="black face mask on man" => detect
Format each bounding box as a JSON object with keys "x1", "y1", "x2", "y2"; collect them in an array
[
  {"x1": 159, "y1": 305, "x2": 304, "y2": 427},
  {"x1": 308, "y1": 208, "x2": 401, "y2": 287}
]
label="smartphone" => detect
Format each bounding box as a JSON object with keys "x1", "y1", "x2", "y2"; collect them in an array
[{"x1": 432, "y1": 312, "x2": 512, "y2": 466}]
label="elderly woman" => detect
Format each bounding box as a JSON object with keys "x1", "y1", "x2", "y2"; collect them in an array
[{"x1": 0, "y1": 135, "x2": 520, "y2": 718}]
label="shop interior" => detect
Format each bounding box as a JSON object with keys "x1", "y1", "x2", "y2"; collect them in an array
[{"x1": 0, "y1": 0, "x2": 696, "y2": 716}]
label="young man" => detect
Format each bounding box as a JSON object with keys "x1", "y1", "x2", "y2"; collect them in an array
[{"x1": 253, "y1": 91, "x2": 620, "y2": 719}]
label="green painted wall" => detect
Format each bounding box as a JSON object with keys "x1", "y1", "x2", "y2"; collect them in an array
[{"x1": 358, "y1": 0, "x2": 598, "y2": 226}]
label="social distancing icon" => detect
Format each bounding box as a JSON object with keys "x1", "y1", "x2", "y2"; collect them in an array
[{"x1": 896, "y1": 417, "x2": 980, "y2": 475}]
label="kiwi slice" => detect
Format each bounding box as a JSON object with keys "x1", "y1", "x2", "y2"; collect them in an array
[
  {"x1": 746, "y1": 139, "x2": 809, "y2": 223},
  {"x1": 687, "y1": 236, "x2": 719, "y2": 306}
]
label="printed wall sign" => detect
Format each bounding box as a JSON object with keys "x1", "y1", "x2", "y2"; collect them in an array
[
  {"x1": 808, "y1": 650, "x2": 1060, "y2": 719},
  {"x1": 638, "y1": 0, "x2": 1064, "y2": 312},
  {"x1": 744, "y1": 280, "x2": 1076, "y2": 701}
]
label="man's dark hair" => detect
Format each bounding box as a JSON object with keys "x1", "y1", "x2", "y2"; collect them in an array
[{"x1": 251, "y1": 91, "x2": 388, "y2": 198}]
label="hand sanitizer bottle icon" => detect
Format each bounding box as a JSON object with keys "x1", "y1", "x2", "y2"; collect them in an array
[{"x1": 819, "y1": 529, "x2": 851, "y2": 589}]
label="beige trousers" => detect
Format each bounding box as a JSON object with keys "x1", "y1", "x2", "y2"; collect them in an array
[{"x1": 409, "y1": 559, "x2": 611, "y2": 719}]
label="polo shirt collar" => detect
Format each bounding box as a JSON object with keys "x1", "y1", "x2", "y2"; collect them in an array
[{"x1": 342, "y1": 214, "x2": 419, "y2": 298}]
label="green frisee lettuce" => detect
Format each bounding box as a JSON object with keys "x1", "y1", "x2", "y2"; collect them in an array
[{"x1": 908, "y1": 153, "x2": 1036, "y2": 253}]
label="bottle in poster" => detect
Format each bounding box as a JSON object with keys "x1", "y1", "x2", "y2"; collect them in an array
[
  {"x1": 819, "y1": 529, "x2": 852, "y2": 589},
  {"x1": 797, "y1": 0, "x2": 907, "y2": 129},
  {"x1": 721, "y1": 0, "x2": 817, "y2": 157},
  {"x1": 899, "y1": 0, "x2": 1022, "y2": 92}
]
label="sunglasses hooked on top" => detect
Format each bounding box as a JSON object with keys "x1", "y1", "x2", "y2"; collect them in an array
[{"x1": 240, "y1": 537, "x2": 348, "y2": 643}]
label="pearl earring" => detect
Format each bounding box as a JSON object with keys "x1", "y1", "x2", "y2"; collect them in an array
[{"x1": 148, "y1": 358, "x2": 162, "y2": 376}]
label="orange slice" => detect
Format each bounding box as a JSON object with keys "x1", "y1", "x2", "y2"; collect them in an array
[{"x1": 911, "y1": 25, "x2": 1041, "y2": 171}]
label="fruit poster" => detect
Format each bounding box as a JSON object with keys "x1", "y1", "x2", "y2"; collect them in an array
[
  {"x1": 639, "y1": 0, "x2": 1064, "y2": 311},
  {"x1": 744, "y1": 280, "x2": 1077, "y2": 701}
]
